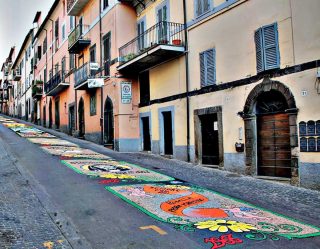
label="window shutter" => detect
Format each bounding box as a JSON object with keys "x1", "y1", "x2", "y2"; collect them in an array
[
  {"x1": 255, "y1": 29, "x2": 264, "y2": 73},
  {"x1": 262, "y1": 23, "x2": 279, "y2": 70},
  {"x1": 200, "y1": 52, "x2": 205, "y2": 87},
  {"x1": 206, "y1": 49, "x2": 216, "y2": 85}
]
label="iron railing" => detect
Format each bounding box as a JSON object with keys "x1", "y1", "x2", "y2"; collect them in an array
[
  {"x1": 13, "y1": 68, "x2": 21, "y2": 80},
  {"x1": 68, "y1": 24, "x2": 90, "y2": 49},
  {"x1": 67, "y1": 0, "x2": 77, "y2": 13},
  {"x1": 74, "y1": 62, "x2": 99, "y2": 88},
  {"x1": 32, "y1": 80, "x2": 43, "y2": 95},
  {"x1": 45, "y1": 71, "x2": 67, "y2": 94},
  {"x1": 119, "y1": 21, "x2": 185, "y2": 65}
]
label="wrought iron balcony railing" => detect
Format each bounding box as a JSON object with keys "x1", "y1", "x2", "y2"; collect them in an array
[
  {"x1": 32, "y1": 81, "x2": 43, "y2": 98},
  {"x1": 74, "y1": 62, "x2": 99, "y2": 88},
  {"x1": 119, "y1": 21, "x2": 185, "y2": 65},
  {"x1": 68, "y1": 24, "x2": 90, "y2": 53},
  {"x1": 67, "y1": 0, "x2": 90, "y2": 16},
  {"x1": 12, "y1": 68, "x2": 22, "y2": 81},
  {"x1": 45, "y1": 71, "x2": 68, "y2": 94}
]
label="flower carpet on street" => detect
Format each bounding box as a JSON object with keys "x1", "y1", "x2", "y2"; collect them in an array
[
  {"x1": 27, "y1": 138, "x2": 78, "y2": 147},
  {"x1": 1, "y1": 116, "x2": 319, "y2": 248},
  {"x1": 41, "y1": 145, "x2": 112, "y2": 159},
  {"x1": 61, "y1": 159, "x2": 174, "y2": 183}
]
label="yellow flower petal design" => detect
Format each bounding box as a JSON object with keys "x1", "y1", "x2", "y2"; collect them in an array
[
  {"x1": 208, "y1": 225, "x2": 220, "y2": 232},
  {"x1": 229, "y1": 225, "x2": 243, "y2": 233},
  {"x1": 218, "y1": 226, "x2": 229, "y2": 233}
]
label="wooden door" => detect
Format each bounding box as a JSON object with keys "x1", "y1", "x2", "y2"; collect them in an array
[{"x1": 257, "y1": 113, "x2": 291, "y2": 177}]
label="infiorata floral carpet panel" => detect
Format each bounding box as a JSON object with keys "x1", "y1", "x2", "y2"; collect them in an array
[
  {"x1": 41, "y1": 146, "x2": 112, "y2": 160},
  {"x1": 106, "y1": 183, "x2": 320, "y2": 247},
  {"x1": 61, "y1": 159, "x2": 174, "y2": 183},
  {"x1": 27, "y1": 138, "x2": 78, "y2": 147}
]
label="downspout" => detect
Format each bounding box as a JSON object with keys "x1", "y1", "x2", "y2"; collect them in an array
[
  {"x1": 99, "y1": 0, "x2": 104, "y2": 144},
  {"x1": 44, "y1": 28, "x2": 48, "y2": 126},
  {"x1": 183, "y1": 0, "x2": 190, "y2": 162}
]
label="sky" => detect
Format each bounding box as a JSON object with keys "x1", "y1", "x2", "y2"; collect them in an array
[{"x1": 0, "y1": 0, "x2": 54, "y2": 77}]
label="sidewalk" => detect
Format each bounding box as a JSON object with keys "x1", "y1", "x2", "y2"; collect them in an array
[{"x1": 6, "y1": 116, "x2": 320, "y2": 228}]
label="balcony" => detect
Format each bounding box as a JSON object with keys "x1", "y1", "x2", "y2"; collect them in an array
[
  {"x1": 13, "y1": 69, "x2": 22, "y2": 81},
  {"x1": 45, "y1": 71, "x2": 70, "y2": 96},
  {"x1": 67, "y1": 0, "x2": 90, "y2": 16},
  {"x1": 68, "y1": 24, "x2": 91, "y2": 54},
  {"x1": 32, "y1": 80, "x2": 43, "y2": 99},
  {"x1": 74, "y1": 62, "x2": 101, "y2": 90},
  {"x1": 118, "y1": 21, "x2": 185, "y2": 74}
]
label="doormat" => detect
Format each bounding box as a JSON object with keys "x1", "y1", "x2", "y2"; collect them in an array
[
  {"x1": 107, "y1": 182, "x2": 320, "y2": 245},
  {"x1": 27, "y1": 138, "x2": 77, "y2": 147},
  {"x1": 61, "y1": 159, "x2": 174, "y2": 184},
  {"x1": 41, "y1": 146, "x2": 111, "y2": 159}
]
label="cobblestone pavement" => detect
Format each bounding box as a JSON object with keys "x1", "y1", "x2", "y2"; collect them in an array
[{"x1": 0, "y1": 139, "x2": 73, "y2": 249}]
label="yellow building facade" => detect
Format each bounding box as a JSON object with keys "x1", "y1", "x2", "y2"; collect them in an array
[{"x1": 133, "y1": 0, "x2": 320, "y2": 190}]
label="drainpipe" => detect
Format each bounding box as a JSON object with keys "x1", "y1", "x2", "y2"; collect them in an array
[
  {"x1": 44, "y1": 28, "x2": 48, "y2": 126},
  {"x1": 99, "y1": 0, "x2": 104, "y2": 144},
  {"x1": 183, "y1": 0, "x2": 190, "y2": 162}
]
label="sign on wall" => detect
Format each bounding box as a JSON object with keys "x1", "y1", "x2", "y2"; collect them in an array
[{"x1": 121, "y1": 82, "x2": 132, "y2": 104}]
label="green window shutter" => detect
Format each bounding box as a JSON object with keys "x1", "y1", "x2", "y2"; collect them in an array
[
  {"x1": 206, "y1": 49, "x2": 216, "y2": 85},
  {"x1": 200, "y1": 52, "x2": 206, "y2": 87},
  {"x1": 255, "y1": 28, "x2": 264, "y2": 73},
  {"x1": 262, "y1": 23, "x2": 279, "y2": 70}
]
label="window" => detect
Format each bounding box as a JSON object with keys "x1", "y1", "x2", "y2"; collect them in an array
[
  {"x1": 55, "y1": 18, "x2": 59, "y2": 39},
  {"x1": 255, "y1": 23, "x2": 280, "y2": 73},
  {"x1": 62, "y1": 23, "x2": 66, "y2": 41},
  {"x1": 90, "y1": 44, "x2": 96, "y2": 63},
  {"x1": 43, "y1": 37, "x2": 47, "y2": 54},
  {"x1": 38, "y1": 46, "x2": 42, "y2": 60},
  {"x1": 102, "y1": 0, "x2": 109, "y2": 10},
  {"x1": 69, "y1": 16, "x2": 75, "y2": 31},
  {"x1": 69, "y1": 54, "x2": 75, "y2": 70},
  {"x1": 61, "y1": 57, "x2": 66, "y2": 78},
  {"x1": 139, "y1": 71, "x2": 150, "y2": 106},
  {"x1": 195, "y1": 0, "x2": 211, "y2": 17},
  {"x1": 200, "y1": 48, "x2": 216, "y2": 87},
  {"x1": 44, "y1": 68, "x2": 47, "y2": 83},
  {"x1": 103, "y1": 33, "x2": 111, "y2": 76},
  {"x1": 90, "y1": 92, "x2": 96, "y2": 116},
  {"x1": 55, "y1": 63, "x2": 59, "y2": 74},
  {"x1": 137, "y1": 18, "x2": 146, "y2": 50}
]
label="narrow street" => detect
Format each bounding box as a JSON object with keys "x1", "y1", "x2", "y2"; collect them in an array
[{"x1": 0, "y1": 115, "x2": 319, "y2": 249}]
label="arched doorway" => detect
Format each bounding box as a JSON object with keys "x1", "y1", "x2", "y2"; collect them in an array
[
  {"x1": 256, "y1": 90, "x2": 290, "y2": 177},
  {"x1": 49, "y1": 99, "x2": 53, "y2": 128},
  {"x1": 43, "y1": 106, "x2": 46, "y2": 127},
  {"x1": 78, "y1": 98, "x2": 85, "y2": 138},
  {"x1": 242, "y1": 79, "x2": 298, "y2": 180},
  {"x1": 104, "y1": 97, "x2": 114, "y2": 147}
]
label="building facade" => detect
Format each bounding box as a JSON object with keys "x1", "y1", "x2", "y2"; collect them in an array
[{"x1": 3, "y1": 0, "x2": 320, "y2": 190}]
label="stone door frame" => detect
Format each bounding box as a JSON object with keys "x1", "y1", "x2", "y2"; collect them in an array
[
  {"x1": 241, "y1": 78, "x2": 299, "y2": 185},
  {"x1": 194, "y1": 105, "x2": 224, "y2": 169}
]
